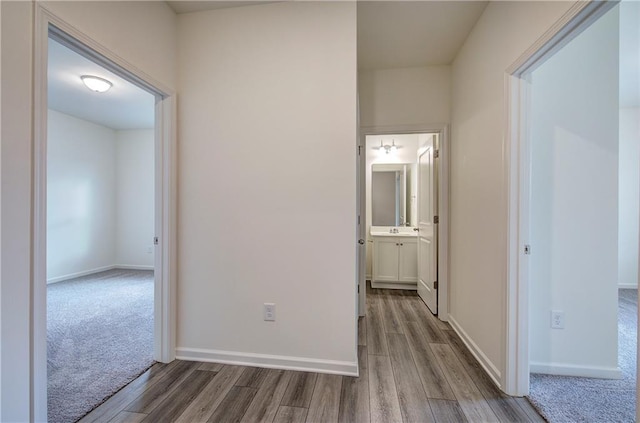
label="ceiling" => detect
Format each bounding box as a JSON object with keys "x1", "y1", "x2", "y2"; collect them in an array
[
  {"x1": 357, "y1": 1, "x2": 488, "y2": 70},
  {"x1": 48, "y1": 38, "x2": 155, "y2": 130}
]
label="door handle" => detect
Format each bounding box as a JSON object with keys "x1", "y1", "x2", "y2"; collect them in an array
[{"x1": 358, "y1": 239, "x2": 365, "y2": 245}]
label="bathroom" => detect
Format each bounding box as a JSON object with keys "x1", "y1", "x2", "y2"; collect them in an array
[{"x1": 365, "y1": 132, "x2": 439, "y2": 312}]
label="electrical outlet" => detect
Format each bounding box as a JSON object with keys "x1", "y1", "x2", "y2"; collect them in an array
[
  {"x1": 264, "y1": 303, "x2": 276, "y2": 321},
  {"x1": 147, "y1": 246, "x2": 153, "y2": 254},
  {"x1": 551, "y1": 311, "x2": 565, "y2": 329}
]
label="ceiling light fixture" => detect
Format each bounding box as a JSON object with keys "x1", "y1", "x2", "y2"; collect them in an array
[
  {"x1": 378, "y1": 139, "x2": 399, "y2": 154},
  {"x1": 81, "y1": 75, "x2": 113, "y2": 93}
]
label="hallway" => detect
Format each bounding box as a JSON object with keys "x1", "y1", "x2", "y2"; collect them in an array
[{"x1": 80, "y1": 285, "x2": 543, "y2": 422}]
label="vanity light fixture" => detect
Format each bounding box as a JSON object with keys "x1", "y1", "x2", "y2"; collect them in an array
[
  {"x1": 378, "y1": 139, "x2": 399, "y2": 154},
  {"x1": 81, "y1": 75, "x2": 113, "y2": 93}
]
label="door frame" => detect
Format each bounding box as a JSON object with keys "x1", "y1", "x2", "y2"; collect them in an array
[
  {"x1": 503, "y1": 0, "x2": 619, "y2": 396},
  {"x1": 32, "y1": 5, "x2": 177, "y2": 420},
  {"x1": 358, "y1": 124, "x2": 450, "y2": 322}
]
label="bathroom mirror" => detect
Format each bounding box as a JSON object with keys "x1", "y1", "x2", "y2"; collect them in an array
[{"x1": 371, "y1": 163, "x2": 415, "y2": 226}]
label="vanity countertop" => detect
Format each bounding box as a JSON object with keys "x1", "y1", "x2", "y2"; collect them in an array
[{"x1": 370, "y1": 228, "x2": 418, "y2": 237}]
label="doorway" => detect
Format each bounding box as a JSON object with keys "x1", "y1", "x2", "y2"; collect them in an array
[
  {"x1": 523, "y1": 3, "x2": 637, "y2": 421},
  {"x1": 32, "y1": 8, "x2": 177, "y2": 421},
  {"x1": 358, "y1": 127, "x2": 449, "y2": 323},
  {"x1": 505, "y1": 1, "x2": 638, "y2": 418},
  {"x1": 45, "y1": 35, "x2": 157, "y2": 422}
]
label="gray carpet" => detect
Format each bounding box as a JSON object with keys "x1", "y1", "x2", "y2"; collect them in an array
[
  {"x1": 528, "y1": 289, "x2": 637, "y2": 422},
  {"x1": 47, "y1": 269, "x2": 154, "y2": 423}
]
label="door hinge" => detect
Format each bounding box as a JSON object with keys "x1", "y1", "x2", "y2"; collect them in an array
[
  {"x1": 433, "y1": 215, "x2": 439, "y2": 224},
  {"x1": 358, "y1": 285, "x2": 360, "y2": 293},
  {"x1": 434, "y1": 149, "x2": 440, "y2": 159},
  {"x1": 433, "y1": 281, "x2": 438, "y2": 290},
  {"x1": 358, "y1": 145, "x2": 362, "y2": 156},
  {"x1": 358, "y1": 215, "x2": 360, "y2": 225},
  {"x1": 154, "y1": 236, "x2": 159, "y2": 245},
  {"x1": 524, "y1": 244, "x2": 531, "y2": 255}
]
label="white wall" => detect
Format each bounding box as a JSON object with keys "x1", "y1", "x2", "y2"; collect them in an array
[
  {"x1": 1, "y1": 1, "x2": 176, "y2": 418},
  {"x1": 177, "y1": 2, "x2": 358, "y2": 372},
  {"x1": 449, "y1": 1, "x2": 575, "y2": 386},
  {"x1": 47, "y1": 114, "x2": 154, "y2": 281},
  {"x1": 358, "y1": 66, "x2": 450, "y2": 128},
  {"x1": 47, "y1": 110, "x2": 117, "y2": 281},
  {"x1": 116, "y1": 129, "x2": 154, "y2": 268},
  {"x1": 619, "y1": 108, "x2": 640, "y2": 289},
  {"x1": 529, "y1": 8, "x2": 620, "y2": 376}
]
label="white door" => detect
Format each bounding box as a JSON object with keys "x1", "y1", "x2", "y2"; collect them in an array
[
  {"x1": 357, "y1": 141, "x2": 366, "y2": 317},
  {"x1": 417, "y1": 136, "x2": 437, "y2": 314}
]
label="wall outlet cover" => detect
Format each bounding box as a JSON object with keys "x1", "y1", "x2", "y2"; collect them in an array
[
  {"x1": 551, "y1": 310, "x2": 565, "y2": 329},
  {"x1": 264, "y1": 303, "x2": 276, "y2": 321}
]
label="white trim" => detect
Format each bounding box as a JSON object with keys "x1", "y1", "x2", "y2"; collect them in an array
[
  {"x1": 437, "y1": 125, "x2": 450, "y2": 322},
  {"x1": 47, "y1": 265, "x2": 156, "y2": 284},
  {"x1": 32, "y1": 5, "x2": 177, "y2": 420},
  {"x1": 115, "y1": 265, "x2": 155, "y2": 271},
  {"x1": 618, "y1": 284, "x2": 638, "y2": 290},
  {"x1": 506, "y1": 1, "x2": 620, "y2": 78},
  {"x1": 176, "y1": 347, "x2": 358, "y2": 377},
  {"x1": 46, "y1": 266, "x2": 115, "y2": 284},
  {"x1": 449, "y1": 315, "x2": 502, "y2": 389},
  {"x1": 504, "y1": 0, "x2": 619, "y2": 397},
  {"x1": 33, "y1": 8, "x2": 50, "y2": 420},
  {"x1": 357, "y1": 122, "x2": 366, "y2": 319},
  {"x1": 0, "y1": 0, "x2": 3, "y2": 413},
  {"x1": 360, "y1": 124, "x2": 450, "y2": 323},
  {"x1": 46, "y1": 265, "x2": 155, "y2": 284},
  {"x1": 155, "y1": 93, "x2": 178, "y2": 364},
  {"x1": 371, "y1": 282, "x2": 417, "y2": 290},
  {"x1": 504, "y1": 72, "x2": 533, "y2": 397},
  {"x1": 530, "y1": 362, "x2": 622, "y2": 380}
]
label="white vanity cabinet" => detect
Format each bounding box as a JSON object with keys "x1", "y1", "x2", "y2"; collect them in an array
[{"x1": 372, "y1": 236, "x2": 418, "y2": 289}]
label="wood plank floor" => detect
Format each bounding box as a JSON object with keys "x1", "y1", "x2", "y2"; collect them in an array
[{"x1": 81, "y1": 283, "x2": 544, "y2": 423}]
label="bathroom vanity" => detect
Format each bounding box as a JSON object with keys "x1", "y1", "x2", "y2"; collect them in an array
[{"x1": 370, "y1": 228, "x2": 418, "y2": 290}]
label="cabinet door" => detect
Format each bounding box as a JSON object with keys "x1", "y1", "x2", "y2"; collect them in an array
[
  {"x1": 398, "y1": 240, "x2": 418, "y2": 282},
  {"x1": 373, "y1": 239, "x2": 400, "y2": 282}
]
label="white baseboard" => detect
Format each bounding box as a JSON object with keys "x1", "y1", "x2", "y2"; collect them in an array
[
  {"x1": 176, "y1": 347, "x2": 358, "y2": 377},
  {"x1": 47, "y1": 264, "x2": 154, "y2": 283},
  {"x1": 47, "y1": 265, "x2": 116, "y2": 284},
  {"x1": 448, "y1": 314, "x2": 502, "y2": 388},
  {"x1": 114, "y1": 264, "x2": 154, "y2": 271},
  {"x1": 371, "y1": 281, "x2": 417, "y2": 290},
  {"x1": 618, "y1": 284, "x2": 638, "y2": 289},
  {"x1": 530, "y1": 362, "x2": 622, "y2": 379}
]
